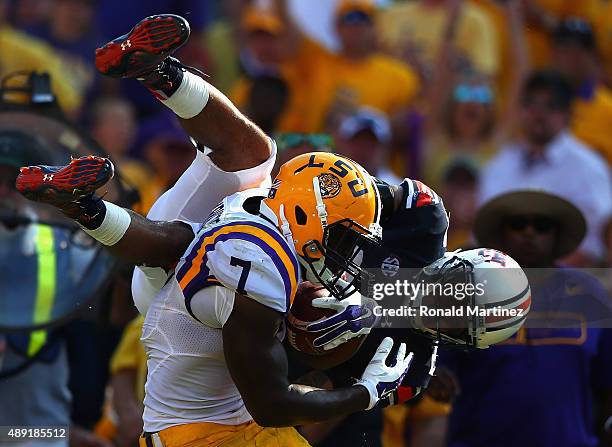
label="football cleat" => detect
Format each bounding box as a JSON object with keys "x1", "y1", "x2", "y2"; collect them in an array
[
  {"x1": 16, "y1": 156, "x2": 114, "y2": 206},
  {"x1": 95, "y1": 14, "x2": 190, "y2": 78}
]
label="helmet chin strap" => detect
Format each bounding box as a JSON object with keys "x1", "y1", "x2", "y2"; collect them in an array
[
  {"x1": 312, "y1": 176, "x2": 328, "y2": 230},
  {"x1": 277, "y1": 203, "x2": 294, "y2": 248}
]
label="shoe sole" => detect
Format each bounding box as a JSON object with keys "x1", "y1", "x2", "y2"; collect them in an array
[
  {"x1": 16, "y1": 156, "x2": 115, "y2": 203},
  {"x1": 95, "y1": 14, "x2": 190, "y2": 78}
]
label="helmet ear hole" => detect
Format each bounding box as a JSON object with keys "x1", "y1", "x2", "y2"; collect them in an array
[{"x1": 295, "y1": 206, "x2": 308, "y2": 225}]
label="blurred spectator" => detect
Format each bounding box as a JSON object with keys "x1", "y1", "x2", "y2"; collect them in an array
[
  {"x1": 94, "y1": 316, "x2": 146, "y2": 447},
  {"x1": 10, "y1": 0, "x2": 51, "y2": 29},
  {"x1": 0, "y1": 0, "x2": 82, "y2": 113},
  {"x1": 591, "y1": 0, "x2": 612, "y2": 88},
  {"x1": 520, "y1": 0, "x2": 593, "y2": 68},
  {"x1": 24, "y1": 0, "x2": 106, "y2": 104},
  {"x1": 422, "y1": 78, "x2": 497, "y2": 189},
  {"x1": 479, "y1": 70, "x2": 612, "y2": 265},
  {"x1": 139, "y1": 126, "x2": 195, "y2": 213},
  {"x1": 550, "y1": 17, "x2": 612, "y2": 166},
  {"x1": 419, "y1": 0, "x2": 527, "y2": 248},
  {"x1": 335, "y1": 107, "x2": 401, "y2": 184},
  {"x1": 445, "y1": 189, "x2": 612, "y2": 447},
  {"x1": 204, "y1": 0, "x2": 245, "y2": 93},
  {"x1": 90, "y1": 97, "x2": 152, "y2": 206},
  {"x1": 469, "y1": 0, "x2": 515, "y2": 101},
  {"x1": 230, "y1": 1, "x2": 333, "y2": 132},
  {"x1": 381, "y1": 399, "x2": 449, "y2": 447},
  {"x1": 232, "y1": 0, "x2": 419, "y2": 135},
  {"x1": 377, "y1": 0, "x2": 499, "y2": 81},
  {"x1": 272, "y1": 133, "x2": 333, "y2": 176},
  {"x1": 439, "y1": 159, "x2": 479, "y2": 250},
  {"x1": 472, "y1": 0, "x2": 595, "y2": 102},
  {"x1": 324, "y1": 0, "x2": 420, "y2": 130},
  {"x1": 286, "y1": 0, "x2": 390, "y2": 52},
  {"x1": 244, "y1": 75, "x2": 289, "y2": 135},
  {"x1": 380, "y1": 367, "x2": 458, "y2": 447}
]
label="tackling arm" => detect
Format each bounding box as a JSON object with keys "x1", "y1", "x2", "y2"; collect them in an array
[{"x1": 223, "y1": 293, "x2": 371, "y2": 427}]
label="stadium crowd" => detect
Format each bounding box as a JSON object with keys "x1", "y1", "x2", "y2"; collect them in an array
[{"x1": 1, "y1": 0, "x2": 612, "y2": 446}]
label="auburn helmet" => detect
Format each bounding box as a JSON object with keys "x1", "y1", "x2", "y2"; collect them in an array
[
  {"x1": 408, "y1": 248, "x2": 530, "y2": 349},
  {"x1": 265, "y1": 152, "x2": 382, "y2": 299}
]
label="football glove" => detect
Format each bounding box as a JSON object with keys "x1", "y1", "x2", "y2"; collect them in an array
[
  {"x1": 306, "y1": 292, "x2": 379, "y2": 351},
  {"x1": 354, "y1": 337, "x2": 414, "y2": 410}
]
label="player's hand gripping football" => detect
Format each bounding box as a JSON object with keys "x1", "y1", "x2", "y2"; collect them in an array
[
  {"x1": 306, "y1": 291, "x2": 379, "y2": 350},
  {"x1": 355, "y1": 337, "x2": 414, "y2": 410}
]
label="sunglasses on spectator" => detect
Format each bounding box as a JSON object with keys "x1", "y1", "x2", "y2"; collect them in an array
[
  {"x1": 276, "y1": 133, "x2": 333, "y2": 152},
  {"x1": 453, "y1": 85, "x2": 494, "y2": 104},
  {"x1": 338, "y1": 10, "x2": 372, "y2": 25},
  {"x1": 505, "y1": 216, "x2": 558, "y2": 233}
]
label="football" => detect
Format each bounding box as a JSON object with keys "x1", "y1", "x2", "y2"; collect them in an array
[{"x1": 286, "y1": 282, "x2": 367, "y2": 370}]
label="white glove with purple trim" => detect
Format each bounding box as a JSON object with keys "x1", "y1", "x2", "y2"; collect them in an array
[
  {"x1": 354, "y1": 337, "x2": 414, "y2": 410},
  {"x1": 306, "y1": 292, "x2": 379, "y2": 351}
]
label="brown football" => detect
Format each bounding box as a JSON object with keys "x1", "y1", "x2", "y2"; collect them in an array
[{"x1": 286, "y1": 282, "x2": 367, "y2": 370}]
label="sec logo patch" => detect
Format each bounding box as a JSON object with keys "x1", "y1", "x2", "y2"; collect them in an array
[{"x1": 381, "y1": 256, "x2": 400, "y2": 277}]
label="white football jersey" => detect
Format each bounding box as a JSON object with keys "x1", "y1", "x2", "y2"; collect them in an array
[
  {"x1": 131, "y1": 143, "x2": 277, "y2": 314},
  {"x1": 141, "y1": 189, "x2": 300, "y2": 432},
  {"x1": 175, "y1": 189, "x2": 300, "y2": 315}
]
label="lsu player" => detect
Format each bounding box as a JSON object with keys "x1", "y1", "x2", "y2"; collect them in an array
[{"x1": 16, "y1": 14, "x2": 413, "y2": 447}]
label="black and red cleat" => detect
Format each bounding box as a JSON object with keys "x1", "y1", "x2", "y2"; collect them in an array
[
  {"x1": 16, "y1": 156, "x2": 114, "y2": 206},
  {"x1": 95, "y1": 14, "x2": 190, "y2": 78}
]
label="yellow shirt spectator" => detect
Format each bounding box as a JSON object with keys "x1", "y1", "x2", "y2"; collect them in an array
[
  {"x1": 231, "y1": 40, "x2": 419, "y2": 133},
  {"x1": 571, "y1": 84, "x2": 612, "y2": 166},
  {"x1": 230, "y1": 37, "x2": 334, "y2": 133},
  {"x1": 325, "y1": 53, "x2": 420, "y2": 120},
  {"x1": 590, "y1": 0, "x2": 612, "y2": 85},
  {"x1": 0, "y1": 26, "x2": 83, "y2": 113},
  {"x1": 204, "y1": 20, "x2": 241, "y2": 95},
  {"x1": 232, "y1": 2, "x2": 420, "y2": 134},
  {"x1": 377, "y1": 1, "x2": 499, "y2": 78},
  {"x1": 382, "y1": 395, "x2": 451, "y2": 447},
  {"x1": 109, "y1": 315, "x2": 147, "y2": 403},
  {"x1": 95, "y1": 316, "x2": 146, "y2": 440}
]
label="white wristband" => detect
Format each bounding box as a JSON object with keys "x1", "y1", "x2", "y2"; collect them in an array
[
  {"x1": 164, "y1": 71, "x2": 210, "y2": 119},
  {"x1": 354, "y1": 379, "x2": 378, "y2": 410},
  {"x1": 81, "y1": 201, "x2": 131, "y2": 246}
]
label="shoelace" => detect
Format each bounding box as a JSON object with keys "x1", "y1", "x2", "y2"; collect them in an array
[
  {"x1": 140, "y1": 57, "x2": 208, "y2": 93},
  {"x1": 163, "y1": 56, "x2": 208, "y2": 79}
]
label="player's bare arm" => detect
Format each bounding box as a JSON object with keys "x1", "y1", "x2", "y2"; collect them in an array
[
  {"x1": 177, "y1": 83, "x2": 272, "y2": 171},
  {"x1": 223, "y1": 293, "x2": 411, "y2": 427},
  {"x1": 108, "y1": 211, "x2": 193, "y2": 268},
  {"x1": 95, "y1": 14, "x2": 271, "y2": 172}
]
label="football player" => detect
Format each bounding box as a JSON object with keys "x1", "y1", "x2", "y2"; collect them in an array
[
  {"x1": 17, "y1": 13, "x2": 529, "y2": 445},
  {"x1": 17, "y1": 15, "x2": 413, "y2": 447}
]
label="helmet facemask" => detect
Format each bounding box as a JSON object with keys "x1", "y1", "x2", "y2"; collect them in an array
[
  {"x1": 410, "y1": 255, "x2": 482, "y2": 349},
  {"x1": 302, "y1": 218, "x2": 381, "y2": 300}
]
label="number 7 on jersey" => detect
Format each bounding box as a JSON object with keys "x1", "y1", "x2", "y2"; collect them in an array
[{"x1": 230, "y1": 256, "x2": 251, "y2": 295}]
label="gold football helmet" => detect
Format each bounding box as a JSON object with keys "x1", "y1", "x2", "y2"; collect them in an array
[{"x1": 265, "y1": 152, "x2": 382, "y2": 299}]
